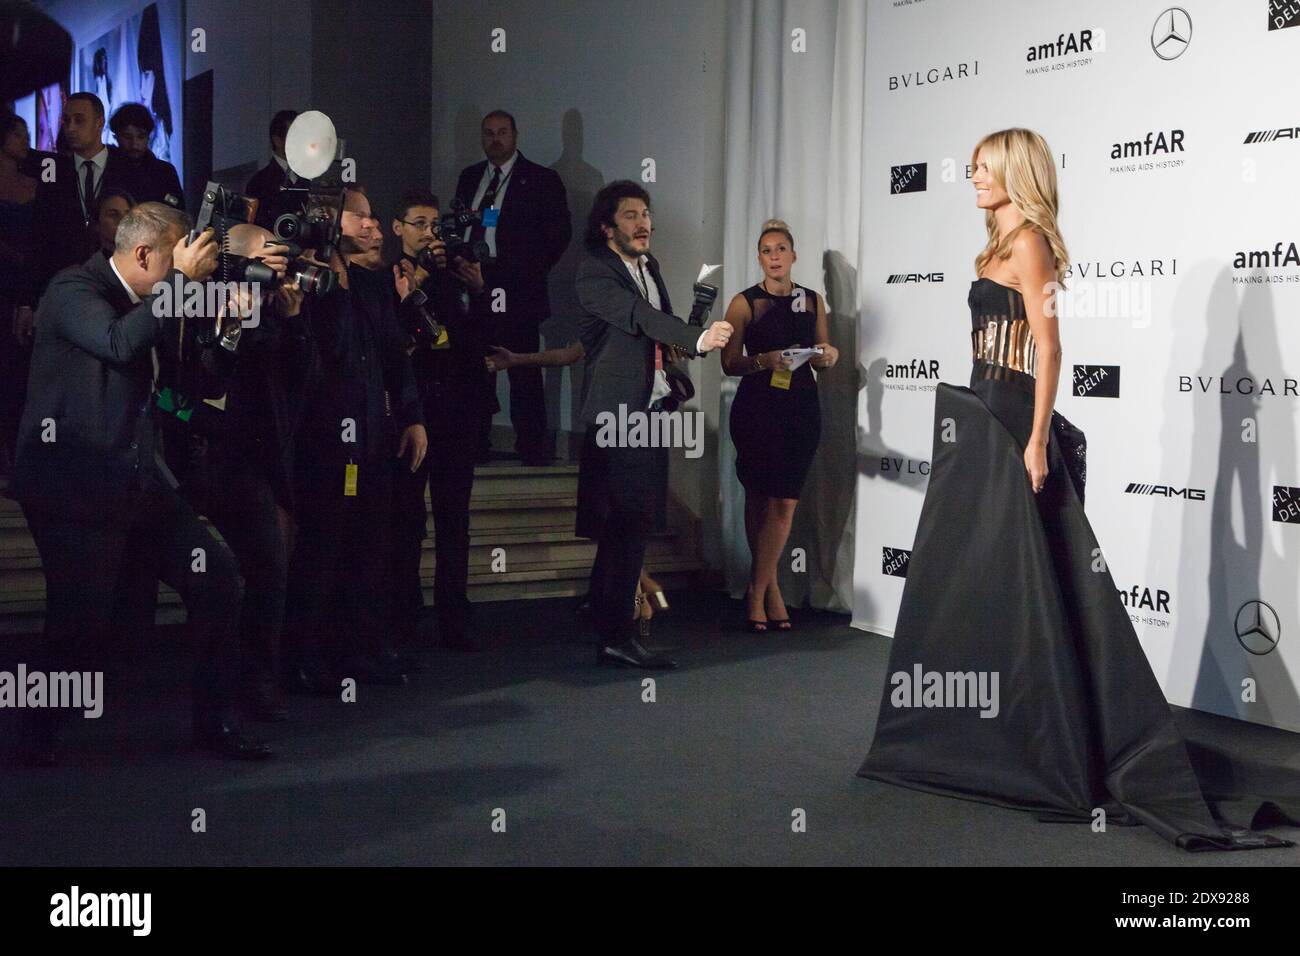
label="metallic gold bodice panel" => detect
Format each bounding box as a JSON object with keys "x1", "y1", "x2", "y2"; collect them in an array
[{"x1": 971, "y1": 317, "x2": 1038, "y2": 377}]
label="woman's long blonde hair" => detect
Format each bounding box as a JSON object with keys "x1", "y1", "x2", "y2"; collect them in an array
[{"x1": 972, "y1": 128, "x2": 1068, "y2": 285}]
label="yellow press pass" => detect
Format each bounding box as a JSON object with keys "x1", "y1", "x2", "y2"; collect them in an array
[
  {"x1": 344, "y1": 462, "x2": 358, "y2": 496},
  {"x1": 770, "y1": 369, "x2": 792, "y2": 390}
]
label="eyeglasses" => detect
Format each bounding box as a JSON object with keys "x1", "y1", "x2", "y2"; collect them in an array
[{"x1": 398, "y1": 219, "x2": 437, "y2": 233}]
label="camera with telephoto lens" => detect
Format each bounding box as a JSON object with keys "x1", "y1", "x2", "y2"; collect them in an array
[
  {"x1": 429, "y1": 198, "x2": 493, "y2": 265},
  {"x1": 399, "y1": 287, "x2": 445, "y2": 350}
]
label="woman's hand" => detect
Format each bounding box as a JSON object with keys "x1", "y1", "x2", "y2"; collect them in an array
[
  {"x1": 762, "y1": 349, "x2": 794, "y2": 371},
  {"x1": 1024, "y1": 440, "x2": 1048, "y2": 494},
  {"x1": 811, "y1": 343, "x2": 838, "y2": 368},
  {"x1": 485, "y1": 345, "x2": 517, "y2": 372}
]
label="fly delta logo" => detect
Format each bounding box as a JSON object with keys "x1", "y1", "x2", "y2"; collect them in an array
[
  {"x1": 886, "y1": 272, "x2": 943, "y2": 284},
  {"x1": 1232, "y1": 241, "x2": 1300, "y2": 285},
  {"x1": 1151, "y1": 8, "x2": 1193, "y2": 60},
  {"x1": 1025, "y1": 28, "x2": 1104, "y2": 75},
  {"x1": 882, "y1": 547, "x2": 911, "y2": 578},
  {"x1": 888, "y1": 60, "x2": 979, "y2": 91},
  {"x1": 1273, "y1": 485, "x2": 1300, "y2": 523},
  {"x1": 890, "y1": 163, "x2": 927, "y2": 194},
  {"x1": 1270, "y1": 1, "x2": 1300, "y2": 31},
  {"x1": 1124, "y1": 481, "x2": 1206, "y2": 502},
  {"x1": 1073, "y1": 364, "x2": 1120, "y2": 398},
  {"x1": 882, "y1": 358, "x2": 941, "y2": 392},
  {"x1": 1108, "y1": 129, "x2": 1185, "y2": 174}
]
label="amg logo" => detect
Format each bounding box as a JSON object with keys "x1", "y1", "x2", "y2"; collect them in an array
[
  {"x1": 1233, "y1": 241, "x2": 1300, "y2": 269},
  {"x1": 887, "y1": 273, "x2": 944, "y2": 283},
  {"x1": 882, "y1": 547, "x2": 911, "y2": 578},
  {"x1": 885, "y1": 359, "x2": 940, "y2": 379},
  {"x1": 1110, "y1": 130, "x2": 1184, "y2": 159},
  {"x1": 1274, "y1": 485, "x2": 1300, "y2": 523},
  {"x1": 1244, "y1": 128, "x2": 1300, "y2": 143},
  {"x1": 1026, "y1": 30, "x2": 1094, "y2": 60},
  {"x1": 1124, "y1": 482, "x2": 1206, "y2": 501}
]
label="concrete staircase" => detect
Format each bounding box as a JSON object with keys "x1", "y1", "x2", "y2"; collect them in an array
[{"x1": 0, "y1": 462, "x2": 715, "y2": 634}]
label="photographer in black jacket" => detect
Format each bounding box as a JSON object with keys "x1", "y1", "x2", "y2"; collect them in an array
[
  {"x1": 283, "y1": 186, "x2": 427, "y2": 691},
  {"x1": 388, "y1": 189, "x2": 495, "y2": 650}
]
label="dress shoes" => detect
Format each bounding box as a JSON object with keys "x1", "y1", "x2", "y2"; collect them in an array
[
  {"x1": 596, "y1": 636, "x2": 678, "y2": 670},
  {"x1": 193, "y1": 721, "x2": 275, "y2": 760}
]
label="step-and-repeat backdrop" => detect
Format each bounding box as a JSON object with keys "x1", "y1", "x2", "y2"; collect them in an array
[{"x1": 854, "y1": 0, "x2": 1300, "y2": 732}]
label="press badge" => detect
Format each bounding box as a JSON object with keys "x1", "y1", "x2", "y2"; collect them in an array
[
  {"x1": 770, "y1": 369, "x2": 792, "y2": 390},
  {"x1": 344, "y1": 462, "x2": 358, "y2": 496},
  {"x1": 433, "y1": 326, "x2": 450, "y2": 349},
  {"x1": 481, "y1": 207, "x2": 500, "y2": 228}
]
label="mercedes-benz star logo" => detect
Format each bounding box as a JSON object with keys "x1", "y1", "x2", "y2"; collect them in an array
[
  {"x1": 1234, "y1": 600, "x2": 1280, "y2": 656},
  {"x1": 1152, "y1": 7, "x2": 1192, "y2": 60}
]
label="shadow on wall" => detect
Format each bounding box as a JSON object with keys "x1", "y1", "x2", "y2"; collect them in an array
[
  {"x1": 1169, "y1": 266, "x2": 1298, "y2": 731},
  {"x1": 546, "y1": 108, "x2": 605, "y2": 435}
]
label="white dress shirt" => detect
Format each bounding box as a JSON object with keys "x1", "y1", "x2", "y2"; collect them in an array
[
  {"x1": 621, "y1": 254, "x2": 710, "y2": 407},
  {"x1": 272, "y1": 152, "x2": 298, "y2": 184},
  {"x1": 470, "y1": 150, "x2": 519, "y2": 258}
]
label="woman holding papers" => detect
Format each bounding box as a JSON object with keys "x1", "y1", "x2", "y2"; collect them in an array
[{"x1": 721, "y1": 219, "x2": 838, "y2": 632}]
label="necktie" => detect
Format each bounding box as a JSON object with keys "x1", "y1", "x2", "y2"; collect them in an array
[
  {"x1": 82, "y1": 160, "x2": 96, "y2": 223},
  {"x1": 634, "y1": 261, "x2": 665, "y2": 371},
  {"x1": 469, "y1": 166, "x2": 502, "y2": 243}
]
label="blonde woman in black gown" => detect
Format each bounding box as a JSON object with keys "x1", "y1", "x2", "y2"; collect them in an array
[
  {"x1": 858, "y1": 128, "x2": 1293, "y2": 851},
  {"x1": 723, "y1": 220, "x2": 838, "y2": 632}
]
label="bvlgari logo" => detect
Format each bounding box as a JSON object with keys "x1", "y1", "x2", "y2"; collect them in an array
[
  {"x1": 1178, "y1": 374, "x2": 1299, "y2": 397},
  {"x1": 1244, "y1": 126, "x2": 1300, "y2": 144},
  {"x1": 1124, "y1": 482, "x2": 1206, "y2": 501},
  {"x1": 1270, "y1": 1, "x2": 1300, "y2": 31},
  {"x1": 882, "y1": 547, "x2": 911, "y2": 578},
  {"x1": 1273, "y1": 485, "x2": 1300, "y2": 523},
  {"x1": 888, "y1": 61, "x2": 979, "y2": 91},
  {"x1": 1151, "y1": 8, "x2": 1192, "y2": 60},
  {"x1": 879, "y1": 457, "x2": 931, "y2": 477},
  {"x1": 890, "y1": 163, "x2": 927, "y2": 194},
  {"x1": 886, "y1": 272, "x2": 944, "y2": 284},
  {"x1": 1073, "y1": 364, "x2": 1120, "y2": 398},
  {"x1": 1235, "y1": 600, "x2": 1280, "y2": 656},
  {"x1": 1064, "y1": 259, "x2": 1177, "y2": 279}
]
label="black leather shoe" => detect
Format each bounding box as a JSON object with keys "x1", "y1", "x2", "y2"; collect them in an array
[
  {"x1": 193, "y1": 722, "x2": 275, "y2": 760},
  {"x1": 596, "y1": 637, "x2": 678, "y2": 670},
  {"x1": 282, "y1": 663, "x2": 340, "y2": 697}
]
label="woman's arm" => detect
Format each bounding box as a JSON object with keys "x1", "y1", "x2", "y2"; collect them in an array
[
  {"x1": 720, "y1": 292, "x2": 792, "y2": 376},
  {"x1": 486, "y1": 341, "x2": 584, "y2": 372},
  {"x1": 811, "y1": 292, "x2": 838, "y2": 368},
  {"x1": 1011, "y1": 230, "x2": 1062, "y2": 493}
]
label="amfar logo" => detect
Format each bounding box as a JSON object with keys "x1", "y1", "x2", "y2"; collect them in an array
[
  {"x1": 1026, "y1": 29, "x2": 1097, "y2": 61},
  {"x1": 1244, "y1": 127, "x2": 1300, "y2": 144},
  {"x1": 1273, "y1": 485, "x2": 1300, "y2": 523},
  {"x1": 1025, "y1": 29, "x2": 1103, "y2": 75},
  {"x1": 880, "y1": 457, "x2": 931, "y2": 477},
  {"x1": 1270, "y1": 1, "x2": 1300, "y2": 31},
  {"x1": 1151, "y1": 7, "x2": 1192, "y2": 60},
  {"x1": 886, "y1": 272, "x2": 944, "y2": 284},
  {"x1": 1073, "y1": 364, "x2": 1120, "y2": 398},
  {"x1": 1125, "y1": 482, "x2": 1206, "y2": 501},
  {"x1": 888, "y1": 61, "x2": 979, "y2": 91},
  {"x1": 1119, "y1": 585, "x2": 1172, "y2": 613},
  {"x1": 1235, "y1": 600, "x2": 1280, "y2": 656},
  {"x1": 891, "y1": 163, "x2": 927, "y2": 194},
  {"x1": 1232, "y1": 241, "x2": 1300, "y2": 285},
  {"x1": 882, "y1": 547, "x2": 911, "y2": 578},
  {"x1": 1110, "y1": 130, "x2": 1184, "y2": 159}
]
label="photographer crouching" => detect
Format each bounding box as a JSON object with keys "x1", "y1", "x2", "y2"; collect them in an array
[
  {"x1": 388, "y1": 189, "x2": 496, "y2": 651},
  {"x1": 10, "y1": 202, "x2": 273, "y2": 763}
]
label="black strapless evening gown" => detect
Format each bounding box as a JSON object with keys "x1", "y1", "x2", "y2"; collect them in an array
[{"x1": 857, "y1": 278, "x2": 1296, "y2": 851}]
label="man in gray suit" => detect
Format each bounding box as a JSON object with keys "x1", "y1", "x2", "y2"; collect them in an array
[
  {"x1": 11, "y1": 202, "x2": 276, "y2": 763},
  {"x1": 575, "y1": 181, "x2": 731, "y2": 668}
]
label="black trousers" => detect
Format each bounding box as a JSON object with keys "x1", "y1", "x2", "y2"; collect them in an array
[
  {"x1": 22, "y1": 481, "x2": 244, "y2": 730},
  {"x1": 494, "y1": 312, "x2": 547, "y2": 457},
  {"x1": 391, "y1": 418, "x2": 482, "y2": 629},
  {"x1": 286, "y1": 458, "x2": 392, "y2": 668},
  {"x1": 185, "y1": 459, "x2": 292, "y2": 695},
  {"x1": 578, "y1": 424, "x2": 668, "y2": 642}
]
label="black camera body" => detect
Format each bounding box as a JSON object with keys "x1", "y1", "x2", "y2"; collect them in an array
[{"x1": 400, "y1": 287, "x2": 445, "y2": 350}]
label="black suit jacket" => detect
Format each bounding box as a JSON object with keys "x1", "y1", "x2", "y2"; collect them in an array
[
  {"x1": 10, "y1": 252, "x2": 204, "y2": 521},
  {"x1": 22, "y1": 146, "x2": 131, "y2": 306},
  {"x1": 454, "y1": 151, "x2": 571, "y2": 321},
  {"x1": 575, "y1": 245, "x2": 700, "y2": 426},
  {"x1": 244, "y1": 159, "x2": 289, "y2": 230}
]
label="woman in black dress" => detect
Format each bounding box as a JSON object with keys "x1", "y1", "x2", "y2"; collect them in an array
[
  {"x1": 857, "y1": 128, "x2": 1293, "y2": 850},
  {"x1": 722, "y1": 220, "x2": 838, "y2": 631}
]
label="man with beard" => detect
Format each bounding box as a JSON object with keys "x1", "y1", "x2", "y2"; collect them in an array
[{"x1": 108, "y1": 102, "x2": 182, "y2": 208}]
